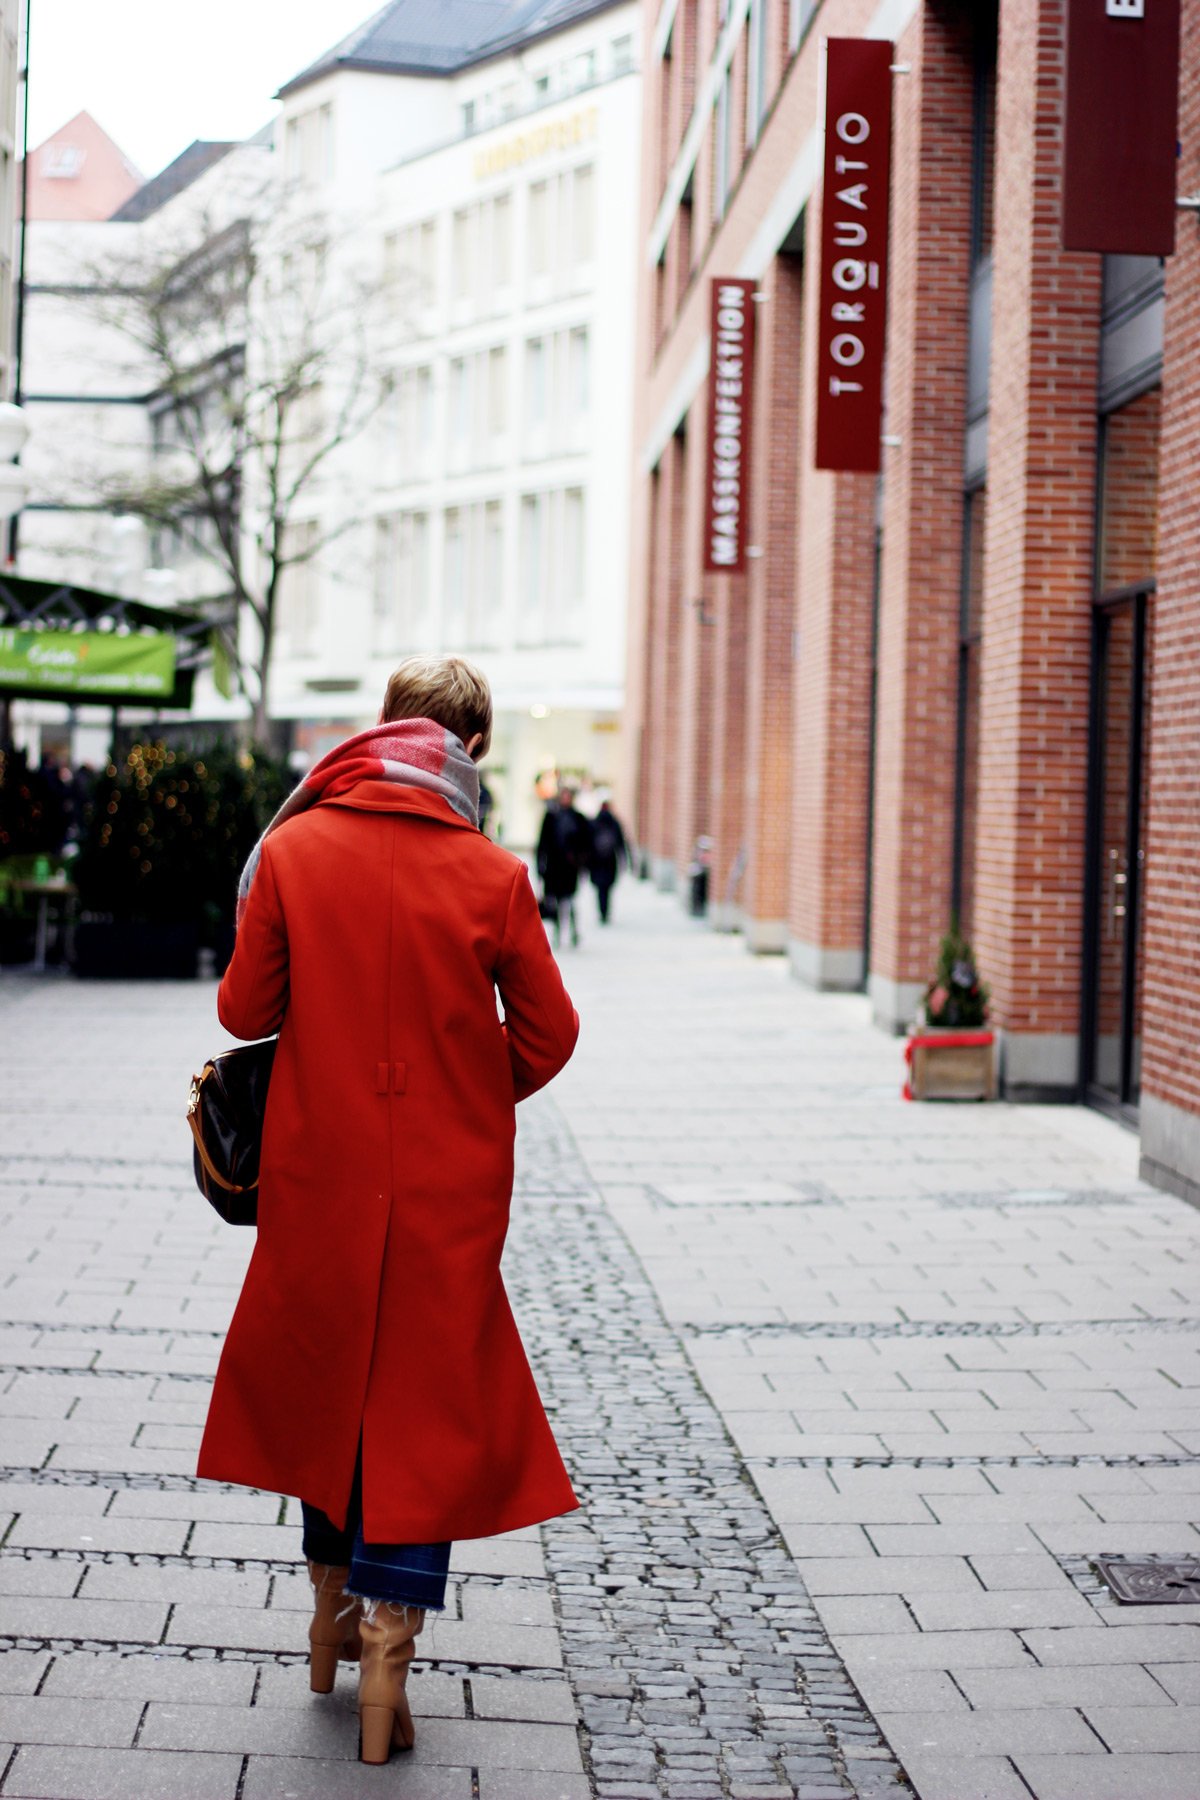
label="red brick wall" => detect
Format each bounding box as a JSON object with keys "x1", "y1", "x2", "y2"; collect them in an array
[
  {"x1": 789, "y1": 197, "x2": 876, "y2": 973},
  {"x1": 973, "y1": 0, "x2": 1101, "y2": 1056},
  {"x1": 869, "y1": 6, "x2": 975, "y2": 1016},
  {"x1": 1142, "y1": 0, "x2": 1200, "y2": 1130},
  {"x1": 741, "y1": 254, "x2": 802, "y2": 938},
  {"x1": 672, "y1": 402, "x2": 715, "y2": 877}
]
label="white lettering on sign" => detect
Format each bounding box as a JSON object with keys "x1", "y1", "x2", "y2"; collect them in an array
[
  {"x1": 1106, "y1": 0, "x2": 1144, "y2": 15},
  {"x1": 708, "y1": 283, "x2": 748, "y2": 567}
]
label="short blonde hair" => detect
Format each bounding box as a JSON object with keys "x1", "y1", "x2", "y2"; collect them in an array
[{"x1": 381, "y1": 655, "x2": 493, "y2": 757}]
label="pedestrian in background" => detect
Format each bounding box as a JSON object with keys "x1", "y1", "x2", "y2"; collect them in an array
[
  {"x1": 198, "y1": 655, "x2": 580, "y2": 1765},
  {"x1": 536, "y1": 784, "x2": 592, "y2": 948},
  {"x1": 588, "y1": 798, "x2": 628, "y2": 924}
]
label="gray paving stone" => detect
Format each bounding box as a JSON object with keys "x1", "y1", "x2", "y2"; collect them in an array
[
  {"x1": 185, "y1": 1523, "x2": 301, "y2": 1560},
  {"x1": 1084, "y1": 1705, "x2": 1200, "y2": 1752},
  {"x1": 5, "y1": 1515, "x2": 189, "y2": 1555},
  {"x1": 895, "y1": 1753, "x2": 1036, "y2": 1800},
  {"x1": 956, "y1": 1663, "x2": 1174, "y2": 1709},
  {"x1": 471, "y1": 1674, "x2": 578, "y2": 1722},
  {"x1": 449, "y1": 1536, "x2": 547, "y2": 1578},
  {"x1": 876, "y1": 1706, "x2": 1103, "y2": 1757},
  {"x1": 138, "y1": 1699, "x2": 356, "y2": 1757},
  {"x1": 969, "y1": 1553, "x2": 1079, "y2": 1591},
  {"x1": 0, "y1": 1484, "x2": 115, "y2": 1517},
  {"x1": 1020, "y1": 1624, "x2": 1200, "y2": 1664},
  {"x1": 423, "y1": 1616, "x2": 564, "y2": 1669},
  {"x1": 461, "y1": 1583, "x2": 557, "y2": 1627},
  {"x1": 407, "y1": 1718, "x2": 583, "y2": 1771},
  {"x1": 814, "y1": 1596, "x2": 916, "y2": 1636},
  {"x1": 796, "y1": 1555, "x2": 982, "y2": 1596},
  {"x1": 78, "y1": 1563, "x2": 270, "y2": 1608},
  {"x1": 837, "y1": 1630, "x2": 1030, "y2": 1670},
  {"x1": 1013, "y1": 1752, "x2": 1200, "y2": 1799},
  {"x1": 907, "y1": 1588, "x2": 1100, "y2": 1632},
  {"x1": 164, "y1": 1603, "x2": 302, "y2": 1654},
  {"x1": 477, "y1": 1775, "x2": 591, "y2": 1800},
  {"x1": 241, "y1": 1759, "x2": 469, "y2": 1800},
  {"x1": 0, "y1": 1650, "x2": 49, "y2": 1694},
  {"x1": 0, "y1": 1744, "x2": 242, "y2": 1800},
  {"x1": 850, "y1": 1668, "x2": 968, "y2": 1714},
  {"x1": 0, "y1": 1558, "x2": 81, "y2": 1597},
  {"x1": 41, "y1": 1650, "x2": 257, "y2": 1705},
  {"x1": 105, "y1": 1489, "x2": 282, "y2": 1524},
  {"x1": 0, "y1": 1594, "x2": 167, "y2": 1643},
  {"x1": 0, "y1": 1694, "x2": 142, "y2": 1748}
]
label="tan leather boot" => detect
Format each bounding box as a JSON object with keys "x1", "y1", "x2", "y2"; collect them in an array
[
  {"x1": 306, "y1": 1561, "x2": 363, "y2": 1693},
  {"x1": 357, "y1": 1601, "x2": 425, "y2": 1762}
]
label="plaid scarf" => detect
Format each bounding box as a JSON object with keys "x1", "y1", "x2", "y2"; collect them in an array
[{"x1": 237, "y1": 718, "x2": 480, "y2": 925}]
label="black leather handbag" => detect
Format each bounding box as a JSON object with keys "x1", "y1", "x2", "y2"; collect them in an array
[{"x1": 186, "y1": 1039, "x2": 277, "y2": 1225}]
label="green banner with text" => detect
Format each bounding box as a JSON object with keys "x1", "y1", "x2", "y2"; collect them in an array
[{"x1": 0, "y1": 628, "x2": 176, "y2": 698}]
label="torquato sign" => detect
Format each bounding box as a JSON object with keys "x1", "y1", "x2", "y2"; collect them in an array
[{"x1": 814, "y1": 39, "x2": 894, "y2": 474}]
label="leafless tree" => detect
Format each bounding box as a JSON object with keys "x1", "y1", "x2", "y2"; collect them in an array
[{"x1": 78, "y1": 190, "x2": 402, "y2": 740}]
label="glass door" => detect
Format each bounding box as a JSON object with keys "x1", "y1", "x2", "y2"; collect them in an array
[{"x1": 1084, "y1": 592, "x2": 1148, "y2": 1118}]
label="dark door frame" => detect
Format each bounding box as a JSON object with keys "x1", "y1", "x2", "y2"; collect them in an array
[{"x1": 1080, "y1": 581, "x2": 1151, "y2": 1125}]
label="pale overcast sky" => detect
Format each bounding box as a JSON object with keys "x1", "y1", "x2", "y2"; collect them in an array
[{"x1": 27, "y1": 0, "x2": 382, "y2": 177}]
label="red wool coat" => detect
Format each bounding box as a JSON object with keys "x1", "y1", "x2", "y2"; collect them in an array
[{"x1": 196, "y1": 780, "x2": 580, "y2": 1542}]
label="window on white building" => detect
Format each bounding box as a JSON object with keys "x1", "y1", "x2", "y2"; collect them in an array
[
  {"x1": 525, "y1": 338, "x2": 547, "y2": 435},
  {"x1": 561, "y1": 487, "x2": 586, "y2": 622},
  {"x1": 482, "y1": 501, "x2": 504, "y2": 633},
  {"x1": 488, "y1": 346, "x2": 508, "y2": 439},
  {"x1": 451, "y1": 208, "x2": 474, "y2": 301},
  {"x1": 519, "y1": 494, "x2": 543, "y2": 626},
  {"x1": 419, "y1": 219, "x2": 438, "y2": 294},
  {"x1": 415, "y1": 365, "x2": 435, "y2": 451},
  {"x1": 528, "y1": 180, "x2": 550, "y2": 277},
  {"x1": 277, "y1": 521, "x2": 320, "y2": 656},
  {"x1": 462, "y1": 100, "x2": 477, "y2": 135},
  {"x1": 444, "y1": 508, "x2": 467, "y2": 639},
  {"x1": 534, "y1": 72, "x2": 551, "y2": 103},
  {"x1": 492, "y1": 193, "x2": 513, "y2": 288},
  {"x1": 568, "y1": 326, "x2": 590, "y2": 420},
  {"x1": 571, "y1": 164, "x2": 595, "y2": 267},
  {"x1": 574, "y1": 50, "x2": 596, "y2": 89},
  {"x1": 612, "y1": 35, "x2": 634, "y2": 75},
  {"x1": 449, "y1": 358, "x2": 472, "y2": 466}
]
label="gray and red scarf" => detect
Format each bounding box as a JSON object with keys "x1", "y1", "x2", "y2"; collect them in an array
[{"x1": 237, "y1": 718, "x2": 479, "y2": 925}]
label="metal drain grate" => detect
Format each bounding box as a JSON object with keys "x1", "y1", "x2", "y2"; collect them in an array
[{"x1": 1095, "y1": 1557, "x2": 1200, "y2": 1604}]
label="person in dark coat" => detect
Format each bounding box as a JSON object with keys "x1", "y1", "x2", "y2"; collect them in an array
[
  {"x1": 588, "y1": 800, "x2": 628, "y2": 924},
  {"x1": 536, "y1": 786, "x2": 592, "y2": 948}
]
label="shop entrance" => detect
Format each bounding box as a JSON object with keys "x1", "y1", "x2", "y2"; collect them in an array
[{"x1": 1083, "y1": 589, "x2": 1149, "y2": 1119}]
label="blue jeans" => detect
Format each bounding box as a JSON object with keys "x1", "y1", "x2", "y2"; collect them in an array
[{"x1": 300, "y1": 1453, "x2": 451, "y2": 1611}]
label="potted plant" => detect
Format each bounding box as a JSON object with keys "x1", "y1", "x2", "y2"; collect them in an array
[
  {"x1": 71, "y1": 740, "x2": 289, "y2": 979},
  {"x1": 0, "y1": 748, "x2": 70, "y2": 964},
  {"x1": 904, "y1": 923, "x2": 996, "y2": 1101}
]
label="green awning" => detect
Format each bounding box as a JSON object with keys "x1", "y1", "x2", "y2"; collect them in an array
[{"x1": 0, "y1": 574, "x2": 218, "y2": 708}]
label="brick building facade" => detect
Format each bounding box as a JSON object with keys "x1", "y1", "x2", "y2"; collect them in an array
[{"x1": 627, "y1": 0, "x2": 1200, "y2": 1202}]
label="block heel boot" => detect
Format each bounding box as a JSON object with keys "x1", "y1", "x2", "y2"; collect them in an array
[
  {"x1": 357, "y1": 1602, "x2": 425, "y2": 1762},
  {"x1": 307, "y1": 1561, "x2": 363, "y2": 1693}
]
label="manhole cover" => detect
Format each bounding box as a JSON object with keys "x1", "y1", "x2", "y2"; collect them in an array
[{"x1": 1096, "y1": 1557, "x2": 1200, "y2": 1604}]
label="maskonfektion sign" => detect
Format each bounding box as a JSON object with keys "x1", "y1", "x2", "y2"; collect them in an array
[{"x1": 702, "y1": 276, "x2": 756, "y2": 574}]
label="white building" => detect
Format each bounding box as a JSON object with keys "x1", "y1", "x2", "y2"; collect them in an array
[
  {"x1": 268, "y1": 0, "x2": 640, "y2": 844},
  {"x1": 10, "y1": 0, "x2": 640, "y2": 844}
]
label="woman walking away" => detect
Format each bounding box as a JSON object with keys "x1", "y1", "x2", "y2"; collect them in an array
[
  {"x1": 588, "y1": 799, "x2": 628, "y2": 924},
  {"x1": 197, "y1": 656, "x2": 580, "y2": 1764}
]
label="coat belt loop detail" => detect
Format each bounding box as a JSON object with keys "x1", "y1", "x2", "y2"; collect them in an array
[
  {"x1": 393, "y1": 1062, "x2": 407, "y2": 1094},
  {"x1": 375, "y1": 1062, "x2": 389, "y2": 1094}
]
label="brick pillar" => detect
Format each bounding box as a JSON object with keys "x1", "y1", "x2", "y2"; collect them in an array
[
  {"x1": 740, "y1": 255, "x2": 802, "y2": 951},
  {"x1": 672, "y1": 403, "x2": 714, "y2": 888},
  {"x1": 708, "y1": 568, "x2": 750, "y2": 930},
  {"x1": 789, "y1": 200, "x2": 877, "y2": 990},
  {"x1": 1139, "y1": 0, "x2": 1200, "y2": 1197},
  {"x1": 973, "y1": 0, "x2": 1101, "y2": 1097},
  {"x1": 643, "y1": 438, "x2": 687, "y2": 886},
  {"x1": 869, "y1": 7, "x2": 976, "y2": 1031}
]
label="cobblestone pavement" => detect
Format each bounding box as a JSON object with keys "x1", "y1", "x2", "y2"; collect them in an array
[
  {"x1": 5, "y1": 875, "x2": 1200, "y2": 1800},
  {"x1": 0, "y1": 949, "x2": 901, "y2": 1798},
  {"x1": 548, "y1": 879, "x2": 1200, "y2": 1800}
]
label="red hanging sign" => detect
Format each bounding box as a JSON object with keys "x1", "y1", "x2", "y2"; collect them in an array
[
  {"x1": 814, "y1": 39, "x2": 893, "y2": 474},
  {"x1": 702, "y1": 277, "x2": 756, "y2": 573},
  {"x1": 1062, "y1": 0, "x2": 1181, "y2": 256}
]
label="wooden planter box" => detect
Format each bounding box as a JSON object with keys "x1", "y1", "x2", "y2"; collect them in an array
[{"x1": 905, "y1": 1028, "x2": 996, "y2": 1101}]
